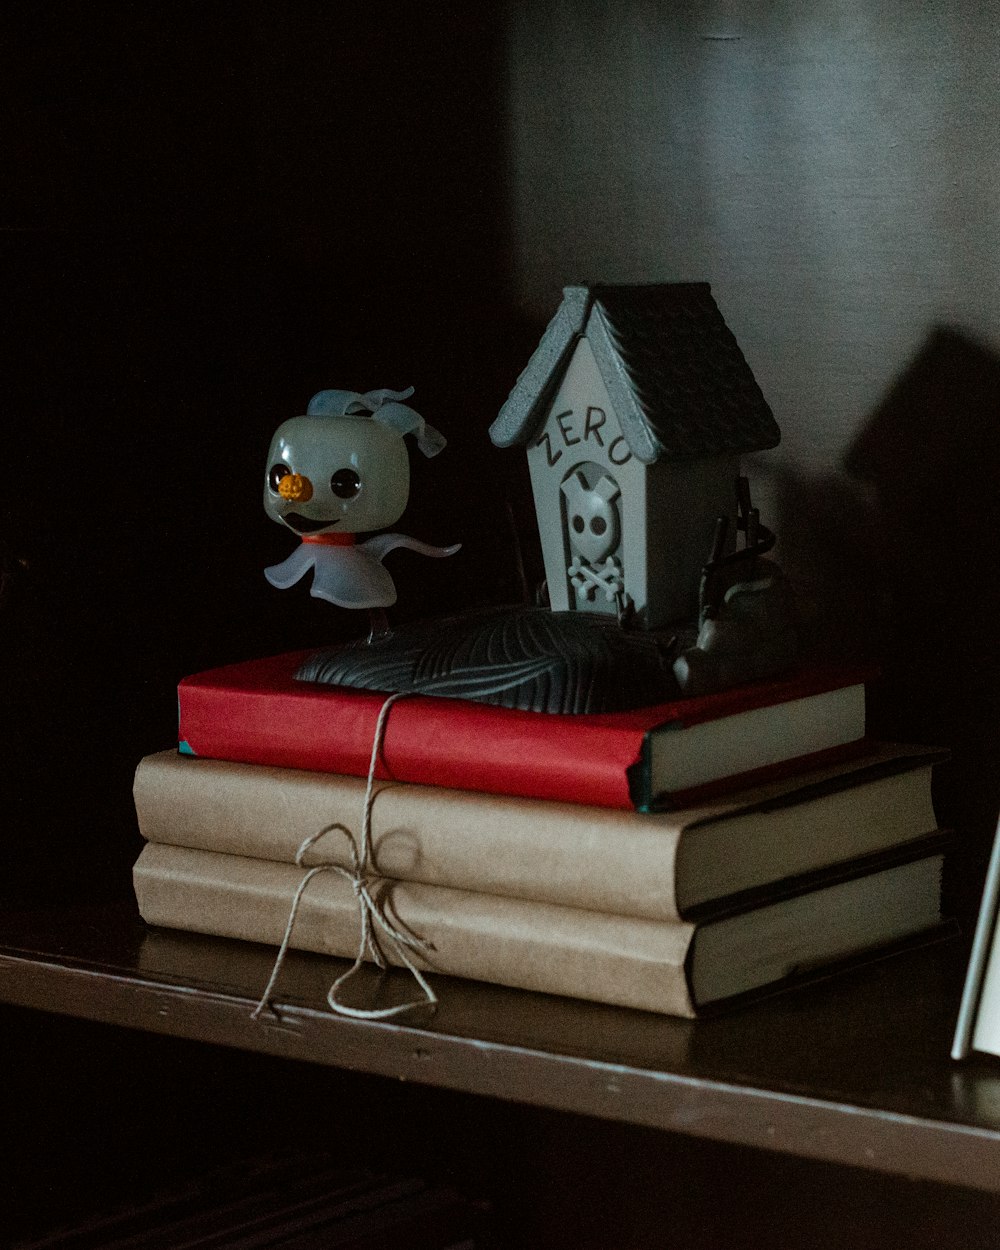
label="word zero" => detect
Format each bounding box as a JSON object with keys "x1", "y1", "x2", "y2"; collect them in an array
[{"x1": 532, "y1": 407, "x2": 633, "y2": 468}]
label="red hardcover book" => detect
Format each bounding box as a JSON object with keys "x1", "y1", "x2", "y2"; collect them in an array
[{"x1": 177, "y1": 651, "x2": 870, "y2": 810}]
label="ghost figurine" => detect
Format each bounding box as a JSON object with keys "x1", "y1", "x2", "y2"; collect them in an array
[{"x1": 263, "y1": 387, "x2": 459, "y2": 610}]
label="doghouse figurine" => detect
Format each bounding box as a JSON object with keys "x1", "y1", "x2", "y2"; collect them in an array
[
  {"x1": 489, "y1": 283, "x2": 781, "y2": 630},
  {"x1": 296, "y1": 285, "x2": 797, "y2": 709}
]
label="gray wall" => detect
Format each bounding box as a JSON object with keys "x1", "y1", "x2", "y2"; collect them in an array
[{"x1": 505, "y1": 1, "x2": 999, "y2": 475}]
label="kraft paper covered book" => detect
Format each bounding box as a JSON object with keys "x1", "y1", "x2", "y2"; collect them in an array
[
  {"x1": 134, "y1": 743, "x2": 943, "y2": 923},
  {"x1": 133, "y1": 841, "x2": 949, "y2": 1018},
  {"x1": 176, "y1": 650, "x2": 869, "y2": 810}
]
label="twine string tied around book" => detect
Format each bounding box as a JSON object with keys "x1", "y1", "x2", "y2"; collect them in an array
[{"x1": 252, "y1": 690, "x2": 438, "y2": 1022}]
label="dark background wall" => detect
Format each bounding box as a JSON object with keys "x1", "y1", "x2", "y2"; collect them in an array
[{"x1": 1, "y1": 4, "x2": 537, "y2": 902}]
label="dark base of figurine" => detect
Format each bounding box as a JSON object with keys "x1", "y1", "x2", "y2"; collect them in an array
[{"x1": 296, "y1": 600, "x2": 799, "y2": 714}]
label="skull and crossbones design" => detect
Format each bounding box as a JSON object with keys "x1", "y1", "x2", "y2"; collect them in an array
[{"x1": 561, "y1": 468, "x2": 624, "y2": 604}]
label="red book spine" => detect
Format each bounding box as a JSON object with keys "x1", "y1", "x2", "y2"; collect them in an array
[
  {"x1": 178, "y1": 654, "x2": 643, "y2": 808},
  {"x1": 177, "y1": 651, "x2": 871, "y2": 810}
]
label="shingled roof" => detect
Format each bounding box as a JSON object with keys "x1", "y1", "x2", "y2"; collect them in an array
[{"x1": 489, "y1": 283, "x2": 780, "y2": 465}]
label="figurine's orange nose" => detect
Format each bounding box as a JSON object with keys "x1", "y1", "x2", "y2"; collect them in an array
[{"x1": 277, "y1": 472, "x2": 313, "y2": 502}]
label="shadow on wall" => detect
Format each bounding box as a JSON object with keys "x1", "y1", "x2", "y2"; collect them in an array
[{"x1": 772, "y1": 328, "x2": 1000, "y2": 926}]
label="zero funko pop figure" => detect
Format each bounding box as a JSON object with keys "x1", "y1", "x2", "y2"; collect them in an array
[{"x1": 264, "y1": 387, "x2": 459, "y2": 611}]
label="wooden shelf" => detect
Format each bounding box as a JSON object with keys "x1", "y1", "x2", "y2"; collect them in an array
[{"x1": 2, "y1": 900, "x2": 1000, "y2": 1193}]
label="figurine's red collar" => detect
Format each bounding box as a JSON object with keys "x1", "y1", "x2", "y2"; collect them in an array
[{"x1": 300, "y1": 531, "x2": 356, "y2": 546}]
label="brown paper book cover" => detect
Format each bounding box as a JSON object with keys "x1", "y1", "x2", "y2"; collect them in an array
[
  {"x1": 133, "y1": 842, "x2": 948, "y2": 1018},
  {"x1": 134, "y1": 744, "x2": 943, "y2": 923}
]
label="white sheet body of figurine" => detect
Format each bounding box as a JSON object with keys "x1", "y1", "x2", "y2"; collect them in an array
[{"x1": 263, "y1": 387, "x2": 459, "y2": 609}]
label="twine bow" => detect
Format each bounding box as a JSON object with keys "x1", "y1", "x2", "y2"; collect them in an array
[{"x1": 252, "y1": 691, "x2": 438, "y2": 1022}]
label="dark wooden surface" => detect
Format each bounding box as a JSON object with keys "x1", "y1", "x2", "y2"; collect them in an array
[{"x1": 3, "y1": 899, "x2": 1000, "y2": 1194}]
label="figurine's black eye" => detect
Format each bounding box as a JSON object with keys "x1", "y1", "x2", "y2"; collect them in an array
[
  {"x1": 572, "y1": 515, "x2": 585, "y2": 533},
  {"x1": 330, "y1": 468, "x2": 361, "y2": 499},
  {"x1": 268, "y1": 463, "x2": 290, "y2": 492},
  {"x1": 590, "y1": 517, "x2": 607, "y2": 536}
]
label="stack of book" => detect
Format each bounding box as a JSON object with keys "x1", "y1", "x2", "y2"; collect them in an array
[{"x1": 133, "y1": 650, "x2": 951, "y2": 1017}]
